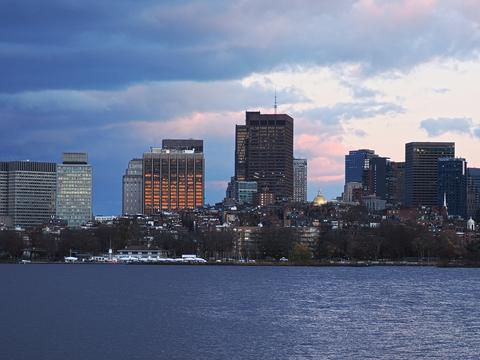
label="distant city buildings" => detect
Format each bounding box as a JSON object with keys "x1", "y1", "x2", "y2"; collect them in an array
[
  {"x1": 293, "y1": 158, "x2": 307, "y2": 203},
  {"x1": 235, "y1": 111, "x2": 294, "y2": 202},
  {"x1": 122, "y1": 159, "x2": 143, "y2": 215},
  {"x1": 143, "y1": 140, "x2": 204, "y2": 213},
  {"x1": 56, "y1": 153, "x2": 92, "y2": 227},
  {"x1": 0, "y1": 161, "x2": 56, "y2": 228},
  {"x1": 405, "y1": 142, "x2": 455, "y2": 207}
]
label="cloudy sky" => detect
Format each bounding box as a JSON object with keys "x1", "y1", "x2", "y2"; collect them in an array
[{"x1": 2, "y1": 0, "x2": 480, "y2": 214}]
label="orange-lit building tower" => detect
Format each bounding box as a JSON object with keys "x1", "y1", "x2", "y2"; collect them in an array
[{"x1": 143, "y1": 143, "x2": 204, "y2": 214}]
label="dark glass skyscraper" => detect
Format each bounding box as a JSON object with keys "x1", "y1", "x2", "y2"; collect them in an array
[
  {"x1": 345, "y1": 149, "x2": 376, "y2": 184},
  {"x1": 467, "y1": 168, "x2": 480, "y2": 219},
  {"x1": 365, "y1": 156, "x2": 387, "y2": 199},
  {"x1": 405, "y1": 142, "x2": 455, "y2": 207},
  {"x1": 387, "y1": 161, "x2": 405, "y2": 206},
  {"x1": 234, "y1": 111, "x2": 294, "y2": 202},
  {"x1": 438, "y1": 157, "x2": 467, "y2": 218}
]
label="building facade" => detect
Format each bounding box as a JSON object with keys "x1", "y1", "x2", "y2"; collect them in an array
[
  {"x1": 467, "y1": 168, "x2": 480, "y2": 219},
  {"x1": 345, "y1": 149, "x2": 376, "y2": 184},
  {"x1": 122, "y1": 159, "x2": 143, "y2": 215},
  {"x1": 235, "y1": 181, "x2": 258, "y2": 204},
  {"x1": 234, "y1": 111, "x2": 294, "y2": 202},
  {"x1": 143, "y1": 147, "x2": 204, "y2": 213},
  {"x1": 387, "y1": 161, "x2": 405, "y2": 206},
  {"x1": 56, "y1": 153, "x2": 92, "y2": 227},
  {"x1": 0, "y1": 161, "x2": 57, "y2": 228},
  {"x1": 405, "y1": 142, "x2": 455, "y2": 207},
  {"x1": 438, "y1": 157, "x2": 467, "y2": 218},
  {"x1": 343, "y1": 182, "x2": 363, "y2": 203},
  {"x1": 364, "y1": 156, "x2": 388, "y2": 199},
  {"x1": 162, "y1": 139, "x2": 203, "y2": 153},
  {"x1": 293, "y1": 158, "x2": 308, "y2": 203}
]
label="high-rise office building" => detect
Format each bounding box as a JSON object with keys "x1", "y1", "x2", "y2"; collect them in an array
[
  {"x1": 467, "y1": 168, "x2": 480, "y2": 218},
  {"x1": 143, "y1": 146, "x2": 204, "y2": 213},
  {"x1": 405, "y1": 142, "x2": 455, "y2": 207},
  {"x1": 56, "y1": 152, "x2": 92, "y2": 227},
  {"x1": 293, "y1": 158, "x2": 307, "y2": 203},
  {"x1": 234, "y1": 111, "x2": 294, "y2": 202},
  {"x1": 364, "y1": 156, "x2": 388, "y2": 199},
  {"x1": 0, "y1": 161, "x2": 57, "y2": 228},
  {"x1": 122, "y1": 159, "x2": 143, "y2": 215},
  {"x1": 387, "y1": 161, "x2": 405, "y2": 206},
  {"x1": 345, "y1": 149, "x2": 377, "y2": 184},
  {"x1": 0, "y1": 162, "x2": 7, "y2": 217},
  {"x1": 438, "y1": 157, "x2": 467, "y2": 218}
]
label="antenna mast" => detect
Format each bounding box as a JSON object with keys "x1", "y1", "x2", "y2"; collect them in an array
[{"x1": 274, "y1": 89, "x2": 278, "y2": 115}]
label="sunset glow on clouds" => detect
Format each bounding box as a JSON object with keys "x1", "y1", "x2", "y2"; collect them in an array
[{"x1": 2, "y1": 0, "x2": 480, "y2": 213}]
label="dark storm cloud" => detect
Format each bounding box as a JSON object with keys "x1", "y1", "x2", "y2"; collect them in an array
[{"x1": 1, "y1": 0, "x2": 480, "y2": 91}]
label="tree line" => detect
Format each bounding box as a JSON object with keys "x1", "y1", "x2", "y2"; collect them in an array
[{"x1": 1, "y1": 219, "x2": 480, "y2": 263}]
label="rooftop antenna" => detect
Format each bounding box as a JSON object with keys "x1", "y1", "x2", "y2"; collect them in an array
[{"x1": 274, "y1": 88, "x2": 278, "y2": 115}]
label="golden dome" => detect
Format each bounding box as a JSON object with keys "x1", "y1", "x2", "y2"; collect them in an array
[{"x1": 312, "y1": 191, "x2": 327, "y2": 206}]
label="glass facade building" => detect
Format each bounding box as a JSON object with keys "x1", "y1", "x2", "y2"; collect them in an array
[
  {"x1": 438, "y1": 157, "x2": 467, "y2": 218},
  {"x1": 234, "y1": 181, "x2": 258, "y2": 204},
  {"x1": 56, "y1": 153, "x2": 92, "y2": 227},
  {"x1": 345, "y1": 149, "x2": 376, "y2": 184},
  {"x1": 143, "y1": 147, "x2": 204, "y2": 213}
]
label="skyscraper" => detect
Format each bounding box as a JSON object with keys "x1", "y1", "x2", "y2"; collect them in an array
[
  {"x1": 143, "y1": 145, "x2": 204, "y2": 213},
  {"x1": 56, "y1": 153, "x2": 92, "y2": 227},
  {"x1": 387, "y1": 161, "x2": 405, "y2": 206},
  {"x1": 122, "y1": 159, "x2": 143, "y2": 215},
  {"x1": 0, "y1": 161, "x2": 57, "y2": 228},
  {"x1": 234, "y1": 111, "x2": 294, "y2": 202},
  {"x1": 467, "y1": 168, "x2": 480, "y2": 218},
  {"x1": 364, "y1": 156, "x2": 388, "y2": 199},
  {"x1": 293, "y1": 158, "x2": 307, "y2": 203},
  {"x1": 405, "y1": 142, "x2": 455, "y2": 207},
  {"x1": 345, "y1": 149, "x2": 376, "y2": 184},
  {"x1": 438, "y1": 157, "x2": 467, "y2": 218}
]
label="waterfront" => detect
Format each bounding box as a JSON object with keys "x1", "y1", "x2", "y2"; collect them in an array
[{"x1": 1, "y1": 265, "x2": 479, "y2": 359}]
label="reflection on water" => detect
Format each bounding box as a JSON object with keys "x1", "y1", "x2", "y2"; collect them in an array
[{"x1": 1, "y1": 265, "x2": 479, "y2": 359}]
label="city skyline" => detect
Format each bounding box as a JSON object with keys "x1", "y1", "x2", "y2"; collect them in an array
[{"x1": 3, "y1": 1, "x2": 480, "y2": 214}]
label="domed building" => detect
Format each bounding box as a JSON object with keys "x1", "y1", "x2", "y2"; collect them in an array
[{"x1": 312, "y1": 191, "x2": 327, "y2": 206}]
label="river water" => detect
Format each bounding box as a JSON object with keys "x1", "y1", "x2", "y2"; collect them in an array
[{"x1": 1, "y1": 265, "x2": 479, "y2": 359}]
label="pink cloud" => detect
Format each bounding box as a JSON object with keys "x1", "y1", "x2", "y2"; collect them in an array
[{"x1": 129, "y1": 111, "x2": 244, "y2": 141}]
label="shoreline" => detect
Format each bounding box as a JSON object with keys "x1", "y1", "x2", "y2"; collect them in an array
[{"x1": 2, "y1": 260, "x2": 480, "y2": 268}]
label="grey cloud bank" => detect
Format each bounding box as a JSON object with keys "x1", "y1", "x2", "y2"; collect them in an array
[{"x1": 1, "y1": 0, "x2": 480, "y2": 213}]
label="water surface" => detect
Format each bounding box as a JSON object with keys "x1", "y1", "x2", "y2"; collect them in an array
[{"x1": 1, "y1": 265, "x2": 479, "y2": 359}]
